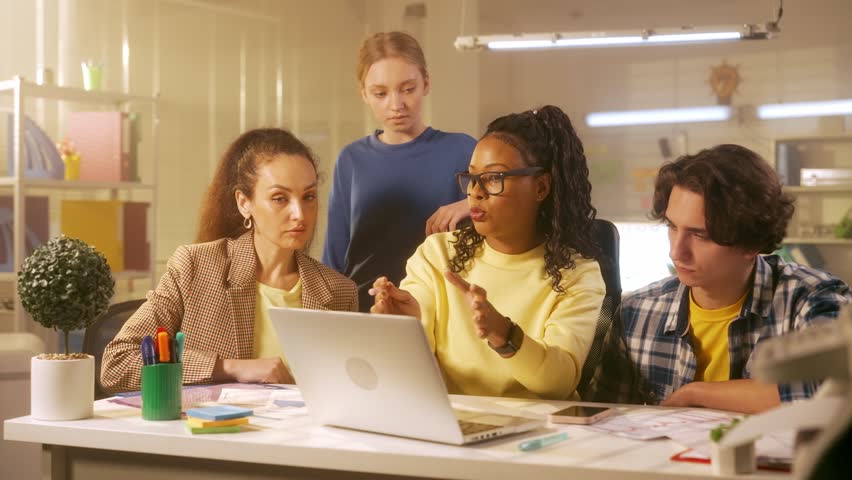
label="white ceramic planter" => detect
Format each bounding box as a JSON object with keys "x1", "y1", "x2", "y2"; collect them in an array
[{"x1": 30, "y1": 355, "x2": 94, "y2": 421}]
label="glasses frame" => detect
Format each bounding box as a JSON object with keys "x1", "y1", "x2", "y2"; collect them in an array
[{"x1": 455, "y1": 166, "x2": 545, "y2": 196}]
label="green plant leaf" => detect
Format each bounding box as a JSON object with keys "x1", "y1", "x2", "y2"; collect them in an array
[{"x1": 17, "y1": 235, "x2": 115, "y2": 353}]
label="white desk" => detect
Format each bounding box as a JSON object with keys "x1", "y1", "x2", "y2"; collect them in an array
[{"x1": 4, "y1": 395, "x2": 787, "y2": 480}]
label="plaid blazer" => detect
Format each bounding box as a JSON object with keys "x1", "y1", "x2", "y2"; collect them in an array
[{"x1": 100, "y1": 232, "x2": 358, "y2": 394}]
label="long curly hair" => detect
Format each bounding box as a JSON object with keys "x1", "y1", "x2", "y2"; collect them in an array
[
  {"x1": 195, "y1": 128, "x2": 318, "y2": 243},
  {"x1": 449, "y1": 105, "x2": 601, "y2": 293}
]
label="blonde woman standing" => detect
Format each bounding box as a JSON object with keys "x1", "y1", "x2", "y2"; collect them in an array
[{"x1": 322, "y1": 31, "x2": 476, "y2": 311}]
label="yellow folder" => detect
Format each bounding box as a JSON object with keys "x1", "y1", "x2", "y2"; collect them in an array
[{"x1": 60, "y1": 200, "x2": 124, "y2": 272}]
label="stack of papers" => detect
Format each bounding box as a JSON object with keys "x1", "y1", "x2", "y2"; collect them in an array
[{"x1": 585, "y1": 408, "x2": 793, "y2": 468}]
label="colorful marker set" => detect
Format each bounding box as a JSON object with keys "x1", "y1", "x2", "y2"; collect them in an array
[
  {"x1": 141, "y1": 328, "x2": 185, "y2": 365},
  {"x1": 185, "y1": 405, "x2": 253, "y2": 434}
]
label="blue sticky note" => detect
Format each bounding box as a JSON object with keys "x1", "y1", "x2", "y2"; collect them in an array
[
  {"x1": 186, "y1": 405, "x2": 253, "y2": 420},
  {"x1": 273, "y1": 400, "x2": 305, "y2": 408}
]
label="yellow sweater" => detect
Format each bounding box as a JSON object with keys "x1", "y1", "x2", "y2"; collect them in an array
[
  {"x1": 253, "y1": 279, "x2": 302, "y2": 360},
  {"x1": 400, "y1": 233, "x2": 605, "y2": 400}
]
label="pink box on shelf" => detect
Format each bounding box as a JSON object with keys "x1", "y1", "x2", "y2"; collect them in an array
[{"x1": 66, "y1": 112, "x2": 132, "y2": 182}]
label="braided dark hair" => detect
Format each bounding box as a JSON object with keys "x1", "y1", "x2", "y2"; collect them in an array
[{"x1": 449, "y1": 105, "x2": 600, "y2": 293}]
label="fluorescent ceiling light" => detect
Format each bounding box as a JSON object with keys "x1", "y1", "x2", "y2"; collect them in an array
[
  {"x1": 455, "y1": 24, "x2": 777, "y2": 51},
  {"x1": 586, "y1": 106, "x2": 732, "y2": 127},
  {"x1": 757, "y1": 99, "x2": 852, "y2": 119}
]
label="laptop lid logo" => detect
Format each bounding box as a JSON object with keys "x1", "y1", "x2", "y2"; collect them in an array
[{"x1": 345, "y1": 357, "x2": 378, "y2": 390}]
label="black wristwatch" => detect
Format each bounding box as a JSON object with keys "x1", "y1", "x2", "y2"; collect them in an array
[{"x1": 488, "y1": 318, "x2": 524, "y2": 356}]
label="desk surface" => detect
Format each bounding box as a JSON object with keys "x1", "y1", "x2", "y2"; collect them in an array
[{"x1": 4, "y1": 394, "x2": 787, "y2": 480}]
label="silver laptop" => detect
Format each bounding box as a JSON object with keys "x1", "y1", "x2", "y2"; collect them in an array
[{"x1": 269, "y1": 307, "x2": 544, "y2": 445}]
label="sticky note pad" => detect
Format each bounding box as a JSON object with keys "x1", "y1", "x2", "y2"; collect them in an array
[
  {"x1": 186, "y1": 405, "x2": 253, "y2": 421},
  {"x1": 186, "y1": 416, "x2": 249, "y2": 429},
  {"x1": 185, "y1": 424, "x2": 242, "y2": 434}
]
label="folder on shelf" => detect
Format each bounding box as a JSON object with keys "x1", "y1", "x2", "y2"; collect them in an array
[
  {"x1": 123, "y1": 202, "x2": 150, "y2": 271},
  {"x1": 0, "y1": 196, "x2": 49, "y2": 272},
  {"x1": 60, "y1": 200, "x2": 124, "y2": 272},
  {"x1": 5, "y1": 114, "x2": 64, "y2": 179},
  {"x1": 66, "y1": 112, "x2": 133, "y2": 182}
]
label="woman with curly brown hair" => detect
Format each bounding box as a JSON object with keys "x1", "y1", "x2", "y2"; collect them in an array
[
  {"x1": 101, "y1": 128, "x2": 358, "y2": 394},
  {"x1": 369, "y1": 105, "x2": 605, "y2": 400}
]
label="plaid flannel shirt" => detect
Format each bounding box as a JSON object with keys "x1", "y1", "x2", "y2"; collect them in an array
[{"x1": 593, "y1": 255, "x2": 850, "y2": 404}]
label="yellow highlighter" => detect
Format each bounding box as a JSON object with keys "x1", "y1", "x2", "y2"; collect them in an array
[{"x1": 157, "y1": 331, "x2": 170, "y2": 363}]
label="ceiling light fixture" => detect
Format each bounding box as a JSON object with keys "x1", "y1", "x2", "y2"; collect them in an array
[
  {"x1": 757, "y1": 99, "x2": 852, "y2": 119},
  {"x1": 455, "y1": 2, "x2": 783, "y2": 51},
  {"x1": 586, "y1": 106, "x2": 733, "y2": 128}
]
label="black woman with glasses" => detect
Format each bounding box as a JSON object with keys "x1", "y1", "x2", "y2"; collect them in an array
[{"x1": 369, "y1": 105, "x2": 605, "y2": 400}]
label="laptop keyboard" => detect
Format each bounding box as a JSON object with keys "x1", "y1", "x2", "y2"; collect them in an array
[{"x1": 458, "y1": 420, "x2": 499, "y2": 435}]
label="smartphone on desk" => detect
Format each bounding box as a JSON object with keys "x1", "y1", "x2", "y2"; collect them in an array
[{"x1": 548, "y1": 406, "x2": 616, "y2": 425}]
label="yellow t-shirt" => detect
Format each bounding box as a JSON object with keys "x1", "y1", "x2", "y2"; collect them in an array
[
  {"x1": 400, "y1": 232, "x2": 605, "y2": 400},
  {"x1": 689, "y1": 290, "x2": 747, "y2": 382},
  {"x1": 253, "y1": 279, "x2": 303, "y2": 360}
]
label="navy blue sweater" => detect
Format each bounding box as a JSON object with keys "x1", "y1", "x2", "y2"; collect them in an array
[{"x1": 322, "y1": 127, "x2": 476, "y2": 311}]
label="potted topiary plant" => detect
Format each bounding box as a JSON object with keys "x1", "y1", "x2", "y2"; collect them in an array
[{"x1": 18, "y1": 235, "x2": 114, "y2": 420}]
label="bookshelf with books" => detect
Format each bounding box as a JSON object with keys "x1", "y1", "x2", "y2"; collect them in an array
[
  {"x1": 0, "y1": 76, "x2": 159, "y2": 334},
  {"x1": 776, "y1": 136, "x2": 852, "y2": 283}
]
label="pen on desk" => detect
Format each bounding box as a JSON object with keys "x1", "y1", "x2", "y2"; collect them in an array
[
  {"x1": 176, "y1": 331, "x2": 185, "y2": 363},
  {"x1": 518, "y1": 432, "x2": 569, "y2": 452},
  {"x1": 141, "y1": 335, "x2": 156, "y2": 365}
]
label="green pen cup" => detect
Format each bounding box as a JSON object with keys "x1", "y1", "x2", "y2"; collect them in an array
[{"x1": 141, "y1": 363, "x2": 182, "y2": 420}]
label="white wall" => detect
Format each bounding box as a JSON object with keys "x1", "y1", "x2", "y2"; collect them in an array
[
  {"x1": 474, "y1": 0, "x2": 852, "y2": 281},
  {"x1": 1, "y1": 0, "x2": 848, "y2": 301}
]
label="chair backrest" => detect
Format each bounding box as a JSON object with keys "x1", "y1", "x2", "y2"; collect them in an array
[
  {"x1": 576, "y1": 218, "x2": 622, "y2": 400},
  {"x1": 82, "y1": 299, "x2": 145, "y2": 399}
]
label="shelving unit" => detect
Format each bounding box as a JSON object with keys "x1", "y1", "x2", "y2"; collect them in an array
[
  {"x1": 0, "y1": 76, "x2": 159, "y2": 333},
  {"x1": 783, "y1": 185, "x2": 852, "y2": 194},
  {"x1": 782, "y1": 238, "x2": 852, "y2": 245},
  {"x1": 776, "y1": 136, "x2": 852, "y2": 283}
]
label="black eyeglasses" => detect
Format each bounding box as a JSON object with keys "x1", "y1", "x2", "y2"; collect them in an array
[{"x1": 455, "y1": 167, "x2": 544, "y2": 196}]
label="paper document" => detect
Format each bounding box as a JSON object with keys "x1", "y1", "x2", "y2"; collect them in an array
[
  {"x1": 108, "y1": 383, "x2": 290, "y2": 410},
  {"x1": 251, "y1": 390, "x2": 308, "y2": 420},
  {"x1": 586, "y1": 408, "x2": 736, "y2": 441}
]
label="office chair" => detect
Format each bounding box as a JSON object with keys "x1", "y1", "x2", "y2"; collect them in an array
[
  {"x1": 82, "y1": 299, "x2": 145, "y2": 399},
  {"x1": 576, "y1": 219, "x2": 622, "y2": 400}
]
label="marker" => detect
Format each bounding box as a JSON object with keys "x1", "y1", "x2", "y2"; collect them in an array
[
  {"x1": 170, "y1": 338, "x2": 178, "y2": 364},
  {"x1": 141, "y1": 335, "x2": 156, "y2": 365},
  {"x1": 154, "y1": 326, "x2": 167, "y2": 357},
  {"x1": 518, "y1": 432, "x2": 569, "y2": 452},
  {"x1": 157, "y1": 331, "x2": 170, "y2": 363},
  {"x1": 175, "y1": 332, "x2": 185, "y2": 363}
]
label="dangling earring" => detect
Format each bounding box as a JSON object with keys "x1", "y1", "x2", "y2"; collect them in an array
[{"x1": 243, "y1": 216, "x2": 253, "y2": 230}]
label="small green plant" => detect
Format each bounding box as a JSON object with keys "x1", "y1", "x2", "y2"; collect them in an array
[
  {"x1": 710, "y1": 417, "x2": 742, "y2": 442},
  {"x1": 835, "y1": 208, "x2": 852, "y2": 239},
  {"x1": 17, "y1": 236, "x2": 114, "y2": 355}
]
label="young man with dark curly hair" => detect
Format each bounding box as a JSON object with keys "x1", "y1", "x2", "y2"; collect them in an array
[{"x1": 610, "y1": 144, "x2": 850, "y2": 413}]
